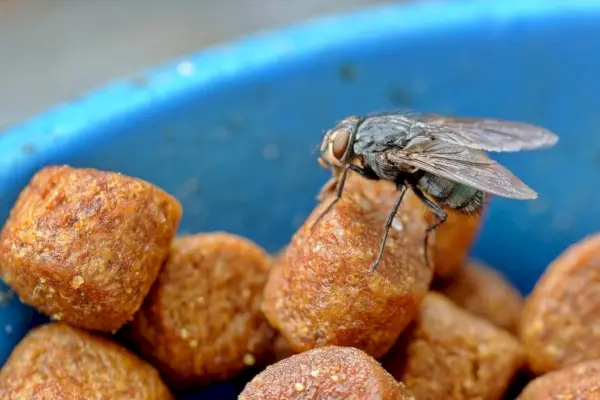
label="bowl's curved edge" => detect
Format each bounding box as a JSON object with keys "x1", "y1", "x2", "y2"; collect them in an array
[{"x1": 0, "y1": 0, "x2": 597, "y2": 177}]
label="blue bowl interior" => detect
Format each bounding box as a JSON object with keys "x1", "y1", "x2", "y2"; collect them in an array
[{"x1": 1, "y1": 1, "x2": 600, "y2": 397}]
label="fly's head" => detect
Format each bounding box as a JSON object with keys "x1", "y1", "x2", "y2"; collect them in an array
[{"x1": 318, "y1": 116, "x2": 361, "y2": 174}]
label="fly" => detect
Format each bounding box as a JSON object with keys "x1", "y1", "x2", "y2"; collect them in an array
[{"x1": 312, "y1": 110, "x2": 559, "y2": 272}]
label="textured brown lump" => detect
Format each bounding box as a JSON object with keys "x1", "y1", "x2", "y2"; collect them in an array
[
  {"x1": 239, "y1": 345, "x2": 415, "y2": 400},
  {"x1": 521, "y1": 233, "x2": 600, "y2": 374},
  {"x1": 517, "y1": 359, "x2": 600, "y2": 399},
  {"x1": 0, "y1": 380, "x2": 87, "y2": 400},
  {"x1": 0, "y1": 165, "x2": 182, "y2": 332},
  {"x1": 383, "y1": 292, "x2": 525, "y2": 400},
  {"x1": 126, "y1": 232, "x2": 275, "y2": 389},
  {"x1": 268, "y1": 248, "x2": 298, "y2": 363},
  {"x1": 0, "y1": 323, "x2": 172, "y2": 399},
  {"x1": 436, "y1": 259, "x2": 524, "y2": 334},
  {"x1": 269, "y1": 333, "x2": 297, "y2": 363},
  {"x1": 262, "y1": 176, "x2": 433, "y2": 358},
  {"x1": 404, "y1": 194, "x2": 485, "y2": 278}
]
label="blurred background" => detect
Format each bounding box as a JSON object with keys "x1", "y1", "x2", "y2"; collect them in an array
[{"x1": 0, "y1": 0, "x2": 422, "y2": 130}]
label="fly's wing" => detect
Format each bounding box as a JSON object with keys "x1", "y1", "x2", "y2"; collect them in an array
[
  {"x1": 389, "y1": 138, "x2": 538, "y2": 199},
  {"x1": 418, "y1": 114, "x2": 559, "y2": 152}
]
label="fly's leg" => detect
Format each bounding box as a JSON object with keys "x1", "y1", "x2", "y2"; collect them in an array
[
  {"x1": 408, "y1": 184, "x2": 447, "y2": 271},
  {"x1": 370, "y1": 183, "x2": 408, "y2": 272},
  {"x1": 310, "y1": 163, "x2": 376, "y2": 230}
]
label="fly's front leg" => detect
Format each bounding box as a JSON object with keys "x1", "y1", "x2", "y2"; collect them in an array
[
  {"x1": 311, "y1": 163, "x2": 377, "y2": 230},
  {"x1": 370, "y1": 182, "x2": 408, "y2": 273},
  {"x1": 408, "y1": 184, "x2": 447, "y2": 270},
  {"x1": 316, "y1": 176, "x2": 338, "y2": 202}
]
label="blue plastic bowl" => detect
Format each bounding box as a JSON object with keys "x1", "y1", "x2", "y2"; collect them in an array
[{"x1": 1, "y1": 0, "x2": 600, "y2": 397}]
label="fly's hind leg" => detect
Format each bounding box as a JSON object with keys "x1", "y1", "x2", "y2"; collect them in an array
[
  {"x1": 311, "y1": 163, "x2": 378, "y2": 230},
  {"x1": 407, "y1": 184, "x2": 447, "y2": 271}
]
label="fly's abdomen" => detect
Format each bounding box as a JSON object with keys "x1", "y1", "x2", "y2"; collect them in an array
[{"x1": 418, "y1": 173, "x2": 485, "y2": 214}]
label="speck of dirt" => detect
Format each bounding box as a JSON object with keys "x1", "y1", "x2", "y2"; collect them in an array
[
  {"x1": 340, "y1": 63, "x2": 358, "y2": 82},
  {"x1": 130, "y1": 74, "x2": 150, "y2": 88},
  {"x1": 226, "y1": 116, "x2": 245, "y2": 131},
  {"x1": 21, "y1": 144, "x2": 36, "y2": 154},
  {"x1": 0, "y1": 289, "x2": 14, "y2": 305},
  {"x1": 388, "y1": 87, "x2": 413, "y2": 107},
  {"x1": 263, "y1": 144, "x2": 279, "y2": 160}
]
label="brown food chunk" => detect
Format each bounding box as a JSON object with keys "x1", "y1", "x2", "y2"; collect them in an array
[
  {"x1": 262, "y1": 177, "x2": 433, "y2": 358},
  {"x1": 436, "y1": 259, "x2": 523, "y2": 333},
  {"x1": 126, "y1": 232, "x2": 275, "y2": 389},
  {"x1": 521, "y1": 233, "x2": 600, "y2": 374},
  {"x1": 274, "y1": 246, "x2": 288, "y2": 262},
  {"x1": 0, "y1": 165, "x2": 182, "y2": 332},
  {"x1": 0, "y1": 380, "x2": 86, "y2": 400},
  {"x1": 239, "y1": 345, "x2": 415, "y2": 400},
  {"x1": 405, "y1": 194, "x2": 485, "y2": 278},
  {"x1": 517, "y1": 359, "x2": 600, "y2": 399},
  {"x1": 0, "y1": 323, "x2": 172, "y2": 399},
  {"x1": 266, "y1": 250, "x2": 297, "y2": 363},
  {"x1": 270, "y1": 333, "x2": 297, "y2": 362},
  {"x1": 383, "y1": 292, "x2": 525, "y2": 400}
]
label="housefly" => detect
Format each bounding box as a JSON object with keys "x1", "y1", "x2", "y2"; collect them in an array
[{"x1": 313, "y1": 110, "x2": 559, "y2": 272}]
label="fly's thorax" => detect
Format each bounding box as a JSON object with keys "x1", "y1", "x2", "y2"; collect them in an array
[
  {"x1": 418, "y1": 173, "x2": 485, "y2": 214},
  {"x1": 353, "y1": 126, "x2": 408, "y2": 156},
  {"x1": 352, "y1": 131, "x2": 375, "y2": 157}
]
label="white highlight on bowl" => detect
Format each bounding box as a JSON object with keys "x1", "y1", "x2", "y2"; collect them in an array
[{"x1": 177, "y1": 61, "x2": 196, "y2": 77}]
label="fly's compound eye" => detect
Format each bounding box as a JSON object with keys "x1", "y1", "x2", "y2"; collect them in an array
[{"x1": 331, "y1": 129, "x2": 350, "y2": 160}]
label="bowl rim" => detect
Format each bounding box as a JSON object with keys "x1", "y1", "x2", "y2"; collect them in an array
[{"x1": 0, "y1": 0, "x2": 597, "y2": 176}]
